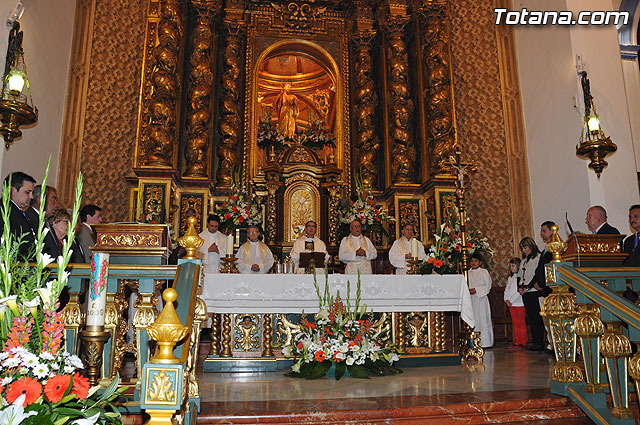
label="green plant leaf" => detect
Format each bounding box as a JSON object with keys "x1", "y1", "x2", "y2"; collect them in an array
[
  {"x1": 346, "y1": 364, "x2": 370, "y2": 379},
  {"x1": 99, "y1": 372, "x2": 120, "y2": 401},
  {"x1": 334, "y1": 362, "x2": 346, "y2": 380},
  {"x1": 308, "y1": 361, "x2": 332, "y2": 379}
]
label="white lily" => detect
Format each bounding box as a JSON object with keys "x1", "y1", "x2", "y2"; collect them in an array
[
  {"x1": 389, "y1": 353, "x2": 399, "y2": 363},
  {"x1": 35, "y1": 287, "x2": 51, "y2": 308},
  {"x1": 316, "y1": 308, "x2": 329, "y2": 320},
  {"x1": 291, "y1": 362, "x2": 301, "y2": 373},
  {"x1": 0, "y1": 394, "x2": 38, "y2": 424},
  {"x1": 346, "y1": 356, "x2": 355, "y2": 366},
  {"x1": 38, "y1": 252, "x2": 55, "y2": 267},
  {"x1": 71, "y1": 413, "x2": 100, "y2": 425},
  {"x1": 282, "y1": 345, "x2": 292, "y2": 357},
  {"x1": 0, "y1": 295, "x2": 18, "y2": 315},
  {"x1": 23, "y1": 296, "x2": 40, "y2": 317}
]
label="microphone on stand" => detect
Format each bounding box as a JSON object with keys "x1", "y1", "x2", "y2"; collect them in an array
[{"x1": 566, "y1": 212, "x2": 580, "y2": 267}]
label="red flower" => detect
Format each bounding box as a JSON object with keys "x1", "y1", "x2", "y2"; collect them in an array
[
  {"x1": 6, "y1": 377, "x2": 42, "y2": 407},
  {"x1": 333, "y1": 354, "x2": 343, "y2": 362},
  {"x1": 230, "y1": 195, "x2": 238, "y2": 201},
  {"x1": 224, "y1": 213, "x2": 231, "y2": 220},
  {"x1": 427, "y1": 257, "x2": 435, "y2": 264},
  {"x1": 221, "y1": 202, "x2": 226, "y2": 207},
  {"x1": 434, "y1": 260, "x2": 443, "y2": 267},
  {"x1": 374, "y1": 208, "x2": 380, "y2": 214},
  {"x1": 325, "y1": 327, "x2": 333, "y2": 335},
  {"x1": 367, "y1": 199, "x2": 374, "y2": 205},
  {"x1": 232, "y1": 206, "x2": 238, "y2": 213},
  {"x1": 315, "y1": 351, "x2": 326, "y2": 362},
  {"x1": 466, "y1": 242, "x2": 472, "y2": 248},
  {"x1": 375, "y1": 217, "x2": 381, "y2": 221},
  {"x1": 348, "y1": 341, "x2": 356, "y2": 347},
  {"x1": 44, "y1": 374, "x2": 72, "y2": 403},
  {"x1": 71, "y1": 372, "x2": 90, "y2": 400},
  {"x1": 349, "y1": 201, "x2": 354, "y2": 206},
  {"x1": 297, "y1": 342, "x2": 304, "y2": 349},
  {"x1": 238, "y1": 216, "x2": 244, "y2": 223},
  {"x1": 440, "y1": 247, "x2": 447, "y2": 252},
  {"x1": 150, "y1": 220, "x2": 157, "y2": 224}
]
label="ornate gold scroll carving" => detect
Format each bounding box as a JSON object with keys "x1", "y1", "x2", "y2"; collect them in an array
[
  {"x1": 216, "y1": 17, "x2": 245, "y2": 185},
  {"x1": 139, "y1": 0, "x2": 184, "y2": 167},
  {"x1": 265, "y1": 184, "x2": 278, "y2": 244},
  {"x1": 99, "y1": 234, "x2": 161, "y2": 247},
  {"x1": 352, "y1": 31, "x2": 380, "y2": 189},
  {"x1": 419, "y1": 1, "x2": 456, "y2": 175},
  {"x1": 184, "y1": 1, "x2": 221, "y2": 177},
  {"x1": 270, "y1": 2, "x2": 327, "y2": 31},
  {"x1": 384, "y1": 14, "x2": 415, "y2": 184}
]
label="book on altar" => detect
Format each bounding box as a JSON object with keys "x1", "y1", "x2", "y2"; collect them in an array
[{"x1": 299, "y1": 252, "x2": 327, "y2": 270}]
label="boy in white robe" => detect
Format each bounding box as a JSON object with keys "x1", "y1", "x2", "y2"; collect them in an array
[
  {"x1": 338, "y1": 220, "x2": 377, "y2": 274},
  {"x1": 389, "y1": 223, "x2": 426, "y2": 274},
  {"x1": 468, "y1": 252, "x2": 494, "y2": 348},
  {"x1": 290, "y1": 220, "x2": 330, "y2": 273},
  {"x1": 237, "y1": 225, "x2": 274, "y2": 274}
]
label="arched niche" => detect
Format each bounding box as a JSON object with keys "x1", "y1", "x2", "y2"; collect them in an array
[{"x1": 283, "y1": 180, "x2": 321, "y2": 243}]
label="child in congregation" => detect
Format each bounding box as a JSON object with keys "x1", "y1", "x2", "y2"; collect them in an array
[
  {"x1": 504, "y1": 257, "x2": 527, "y2": 350},
  {"x1": 467, "y1": 252, "x2": 494, "y2": 348}
]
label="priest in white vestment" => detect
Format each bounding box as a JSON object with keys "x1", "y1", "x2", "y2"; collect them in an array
[
  {"x1": 197, "y1": 214, "x2": 227, "y2": 274},
  {"x1": 467, "y1": 252, "x2": 494, "y2": 348},
  {"x1": 389, "y1": 223, "x2": 426, "y2": 274},
  {"x1": 290, "y1": 220, "x2": 330, "y2": 273},
  {"x1": 237, "y1": 225, "x2": 274, "y2": 274},
  {"x1": 338, "y1": 220, "x2": 377, "y2": 274}
]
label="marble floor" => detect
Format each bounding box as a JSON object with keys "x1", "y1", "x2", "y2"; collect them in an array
[{"x1": 197, "y1": 346, "x2": 557, "y2": 403}]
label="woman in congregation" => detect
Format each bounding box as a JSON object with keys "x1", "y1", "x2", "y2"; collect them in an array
[
  {"x1": 467, "y1": 252, "x2": 493, "y2": 348},
  {"x1": 517, "y1": 237, "x2": 545, "y2": 352},
  {"x1": 49, "y1": 208, "x2": 86, "y2": 264}
]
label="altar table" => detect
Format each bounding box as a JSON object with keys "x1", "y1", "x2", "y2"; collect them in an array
[{"x1": 202, "y1": 273, "x2": 475, "y2": 328}]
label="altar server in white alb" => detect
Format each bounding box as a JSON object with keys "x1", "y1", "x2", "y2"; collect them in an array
[
  {"x1": 467, "y1": 252, "x2": 494, "y2": 348},
  {"x1": 290, "y1": 220, "x2": 330, "y2": 273},
  {"x1": 237, "y1": 225, "x2": 274, "y2": 274},
  {"x1": 197, "y1": 214, "x2": 227, "y2": 274},
  {"x1": 339, "y1": 220, "x2": 377, "y2": 274},
  {"x1": 389, "y1": 223, "x2": 426, "y2": 274}
]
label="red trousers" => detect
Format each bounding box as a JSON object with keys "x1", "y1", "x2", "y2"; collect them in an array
[{"x1": 509, "y1": 306, "x2": 528, "y2": 346}]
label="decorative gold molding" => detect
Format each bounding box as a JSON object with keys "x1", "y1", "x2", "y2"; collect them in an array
[
  {"x1": 494, "y1": 0, "x2": 533, "y2": 247},
  {"x1": 58, "y1": 0, "x2": 97, "y2": 207}
]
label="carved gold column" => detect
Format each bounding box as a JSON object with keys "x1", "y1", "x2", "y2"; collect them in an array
[
  {"x1": 110, "y1": 287, "x2": 130, "y2": 379},
  {"x1": 418, "y1": 0, "x2": 457, "y2": 177},
  {"x1": 136, "y1": 0, "x2": 185, "y2": 167},
  {"x1": 628, "y1": 351, "x2": 640, "y2": 407},
  {"x1": 220, "y1": 313, "x2": 232, "y2": 357},
  {"x1": 574, "y1": 304, "x2": 606, "y2": 393},
  {"x1": 394, "y1": 312, "x2": 406, "y2": 353},
  {"x1": 261, "y1": 314, "x2": 274, "y2": 357},
  {"x1": 431, "y1": 312, "x2": 446, "y2": 352},
  {"x1": 600, "y1": 322, "x2": 633, "y2": 419},
  {"x1": 327, "y1": 185, "x2": 342, "y2": 246},
  {"x1": 210, "y1": 313, "x2": 220, "y2": 355},
  {"x1": 352, "y1": 3, "x2": 379, "y2": 189},
  {"x1": 383, "y1": 4, "x2": 415, "y2": 184},
  {"x1": 216, "y1": 3, "x2": 245, "y2": 186},
  {"x1": 188, "y1": 297, "x2": 208, "y2": 398},
  {"x1": 184, "y1": 1, "x2": 221, "y2": 178},
  {"x1": 265, "y1": 183, "x2": 279, "y2": 244},
  {"x1": 540, "y1": 285, "x2": 583, "y2": 383}
]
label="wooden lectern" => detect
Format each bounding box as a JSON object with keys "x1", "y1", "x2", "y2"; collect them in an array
[
  {"x1": 562, "y1": 233, "x2": 626, "y2": 266},
  {"x1": 299, "y1": 252, "x2": 327, "y2": 274},
  {"x1": 92, "y1": 223, "x2": 171, "y2": 265}
]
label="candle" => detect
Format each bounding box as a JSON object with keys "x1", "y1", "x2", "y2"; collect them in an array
[
  {"x1": 226, "y1": 234, "x2": 234, "y2": 256},
  {"x1": 87, "y1": 252, "x2": 109, "y2": 327},
  {"x1": 411, "y1": 238, "x2": 418, "y2": 258}
]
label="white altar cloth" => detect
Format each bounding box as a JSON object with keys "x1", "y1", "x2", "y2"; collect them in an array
[{"x1": 202, "y1": 273, "x2": 475, "y2": 328}]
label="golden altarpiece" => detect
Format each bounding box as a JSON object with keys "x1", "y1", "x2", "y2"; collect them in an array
[{"x1": 129, "y1": 0, "x2": 467, "y2": 358}]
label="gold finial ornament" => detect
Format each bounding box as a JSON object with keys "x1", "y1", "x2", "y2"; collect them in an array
[
  {"x1": 178, "y1": 216, "x2": 204, "y2": 259},
  {"x1": 546, "y1": 225, "x2": 567, "y2": 263},
  {"x1": 147, "y1": 288, "x2": 189, "y2": 364}
]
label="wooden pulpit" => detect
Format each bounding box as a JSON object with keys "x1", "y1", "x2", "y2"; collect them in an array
[
  {"x1": 562, "y1": 233, "x2": 626, "y2": 266},
  {"x1": 92, "y1": 223, "x2": 171, "y2": 265}
]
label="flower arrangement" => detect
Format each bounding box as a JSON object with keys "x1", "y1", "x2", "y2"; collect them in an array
[
  {"x1": 283, "y1": 273, "x2": 401, "y2": 380},
  {"x1": 215, "y1": 183, "x2": 263, "y2": 234},
  {"x1": 338, "y1": 174, "x2": 393, "y2": 240},
  {"x1": 0, "y1": 159, "x2": 124, "y2": 424},
  {"x1": 256, "y1": 111, "x2": 285, "y2": 152},
  {"x1": 301, "y1": 118, "x2": 336, "y2": 150},
  {"x1": 420, "y1": 203, "x2": 493, "y2": 275}
]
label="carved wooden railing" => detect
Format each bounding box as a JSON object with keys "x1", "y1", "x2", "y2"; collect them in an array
[{"x1": 543, "y1": 262, "x2": 640, "y2": 425}]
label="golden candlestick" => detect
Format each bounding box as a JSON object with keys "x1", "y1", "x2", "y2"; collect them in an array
[
  {"x1": 79, "y1": 326, "x2": 110, "y2": 386},
  {"x1": 219, "y1": 254, "x2": 239, "y2": 273},
  {"x1": 407, "y1": 257, "x2": 422, "y2": 275}
]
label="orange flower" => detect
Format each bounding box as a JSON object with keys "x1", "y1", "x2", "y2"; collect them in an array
[
  {"x1": 315, "y1": 351, "x2": 325, "y2": 362},
  {"x1": 427, "y1": 257, "x2": 435, "y2": 264},
  {"x1": 71, "y1": 372, "x2": 90, "y2": 400},
  {"x1": 6, "y1": 377, "x2": 42, "y2": 407},
  {"x1": 434, "y1": 260, "x2": 443, "y2": 267},
  {"x1": 44, "y1": 374, "x2": 72, "y2": 403}
]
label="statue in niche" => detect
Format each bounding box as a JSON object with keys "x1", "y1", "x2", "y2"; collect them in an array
[{"x1": 274, "y1": 83, "x2": 299, "y2": 139}]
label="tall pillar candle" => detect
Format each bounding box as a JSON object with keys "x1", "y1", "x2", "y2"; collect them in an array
[
  {"x1": 87, "y1": 252, "x2": 110, "y2": 327},
  {"x1": 411, "y1": 238, "x2": 419, "y2": 258},
  {"x1": 226, "y1": 234, "x2": 234, "y2": 256}
]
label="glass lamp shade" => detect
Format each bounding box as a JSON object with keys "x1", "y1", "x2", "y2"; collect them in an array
[
  {"x1": 587, "y1": 114, "x2": 601, "y2": 133},
  {"x1": 6, "y1": 69, "x2": 25, "y2": 96}
]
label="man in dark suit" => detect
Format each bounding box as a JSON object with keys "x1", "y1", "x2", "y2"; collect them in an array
[
  {"x1": 623, "y1": 204, "x2": 640, "y2": 266},
  {"x1": 534, "y1": 220, "x2": 555, "y2": 353},
  {"x1": 77, "y1": 204, "x2": 102, "y2": 263},
  {"x1": 26, "y1": 185, "x2": 61, "y2": 260},
  {"x1": 2, "y1": 172, "x2": 36, "y2": 260},
  {"x1": 586, "y1": 205, "x2": 620, "y2": 235}
]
